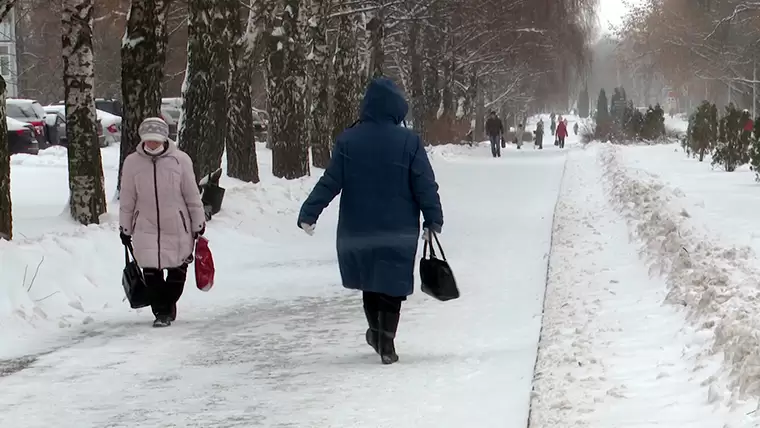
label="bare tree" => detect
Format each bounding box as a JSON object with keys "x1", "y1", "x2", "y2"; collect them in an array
[
  {"x1": 118, "y1": 0, "x2": 169, "y2": 194},
  {"x1": 62, "y1": 0, "x2": 107, "y2": 225}
]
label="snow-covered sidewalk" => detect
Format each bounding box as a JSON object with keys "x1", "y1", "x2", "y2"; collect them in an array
[
  {"x1": 529, "y1": 146, "x2": 754, "y2": 427},
  {"x1": 0, "y1": 142, "x2": 565, "y2": 427}
]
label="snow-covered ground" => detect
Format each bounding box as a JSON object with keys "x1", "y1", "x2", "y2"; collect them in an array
[
  {"x1": 1, "y1": 137, "x2": 565, "y2": 426},
  {"x1": 529, "y1": 144, "x2": 755, "y2": 427},
  {"x1": 5, "y1": 114, "x2": 760, "y2": 426}
]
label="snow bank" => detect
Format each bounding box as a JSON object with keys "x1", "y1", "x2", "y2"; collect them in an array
[
  {"x1": 530, "y1": 146, "x2": 743, "y2": 427},
  {"x1": 1, "y1": 145, "x2": 323, "y2": 359},
  {"x1": 599, "y1": 143, "x2": 760, "y2": 405}
]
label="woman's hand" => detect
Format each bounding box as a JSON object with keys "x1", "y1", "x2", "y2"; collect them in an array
[{"x1": 194, "y1": 225, "x2": 206, "y2": 239}]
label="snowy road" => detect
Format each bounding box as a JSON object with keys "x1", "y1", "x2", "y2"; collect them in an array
[{"x1": 0, "y1": 146, "x2": 565, "y2": 428}]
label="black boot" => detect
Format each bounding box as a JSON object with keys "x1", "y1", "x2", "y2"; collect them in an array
[
  {"x1": 363, "y1": 306, "x2": 379, "y2": 354},
  {"x1": 153, "y1": 315, "x2": 171, "y2": 328},
  {"x1": 378, "y1": 312, "x2": 400, "y2": 364}
]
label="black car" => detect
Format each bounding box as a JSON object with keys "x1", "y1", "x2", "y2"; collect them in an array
[
  {"x1": 7, "y1": 117, "x2": 38, "y2": 155},
  {"x1": 6, "y1": 99, "x2": 49, "y2": 149},
  {"x1": 95, "y1": 98, "x2": 122, "y2": 116}
]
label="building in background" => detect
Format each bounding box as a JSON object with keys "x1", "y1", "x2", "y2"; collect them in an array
[{"x1": 0, "y1": 6, "x2": 18, "y2": 97}]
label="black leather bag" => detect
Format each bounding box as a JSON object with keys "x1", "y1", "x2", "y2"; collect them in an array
[
  {"x1": 419, "y1": 232, "x2": 459, "y2": 302},
  {"x1": 122, "y1": 243, "x2": 150, "y2": 309}
]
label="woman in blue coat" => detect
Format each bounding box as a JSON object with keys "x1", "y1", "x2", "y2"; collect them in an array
[{"x1": 298, "y1": 77, "x2": 443, "y2": 364}]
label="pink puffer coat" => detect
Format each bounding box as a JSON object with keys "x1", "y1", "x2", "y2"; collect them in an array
[{"x1": 119, "y1": 141, "x2": 205, "y2": 269}]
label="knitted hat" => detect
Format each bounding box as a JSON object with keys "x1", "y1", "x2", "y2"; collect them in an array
[{"x1": 139, "y1": 117, "x2": 169, "y2": 143}]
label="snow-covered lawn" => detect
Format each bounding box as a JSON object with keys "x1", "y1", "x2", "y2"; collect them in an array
[{"x1": 1, "y1": 139, "x2": 564, "y2": 426}]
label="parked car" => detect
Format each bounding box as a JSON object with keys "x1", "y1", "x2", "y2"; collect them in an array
[
  {"x1": 160, "y1": 107, "x2": 179, "y2": 140},
  {"x1": 252, "y1": 107, "x2": 268, "y2": 141},
  {"x1": 94, "y1": 98, "x2": 122, "y2": 116},
  {"x1": 42, "y1": 107, "x2": 67, "y2": 146},
  {"x1": 6, "y1": 99, "x2": 49, "y2": 149},
  {"x1": 97, "y1": 109, "x2": 122, "y2": 145},
  {"x1": 45, "y1": 104, "x2": 109, "y2": 147},
  {"x1": 7, "y1": 117, "x2": 38, "y2": 155}
]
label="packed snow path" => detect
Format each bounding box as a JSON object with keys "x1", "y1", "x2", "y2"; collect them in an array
[{"x1": 0, "y1": 146, "x2": 565, "y2": 428}]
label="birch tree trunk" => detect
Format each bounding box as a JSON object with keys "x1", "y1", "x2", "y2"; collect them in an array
[
  {"x1": 62, "y1": 0, "x2": 107, "y2": 225},
  {"x1": 267, "y1": 0, "x2": 309, "y2": 179},
  {"x1": 226, "y1": 0, "x2": 262, "y2": 183},
  {"x1": 178, "y1": 0, "x2": 235, "y2": 181},
  {"x1": 0, "y1": 3, "x2": 16, "y2": 240},
  {"x1": 307, "y1": 0, "x2": 330, "y2": 169},
  {"x1": 332, "y1": 11, "x2": 361, "y2": 142},
  {"x1": 0, "y1": 76, "x2": 10, "y2": 240},
  {"x1": 118, "y1": 0, "x2": 168, "y2": 194}
]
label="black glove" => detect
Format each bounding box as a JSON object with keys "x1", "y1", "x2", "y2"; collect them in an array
[
  {"x1": 194, "y1": 225, "x2": 206, "y2": 239},
  {"x1": 120, "y1": 231, "x2": 132, "y2": 246}
]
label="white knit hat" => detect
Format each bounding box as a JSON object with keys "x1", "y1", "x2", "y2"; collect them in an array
[{"x1": 139, "y1": 117, "x2": 170, "y2": 143}]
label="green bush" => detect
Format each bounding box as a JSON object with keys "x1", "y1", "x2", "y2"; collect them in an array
[
  {"x1": 685, "y1": 101, "x2": 717, "y2": 161},
  {"x1": 712, "y1": 104, "x2": 745, "y2": 171}
]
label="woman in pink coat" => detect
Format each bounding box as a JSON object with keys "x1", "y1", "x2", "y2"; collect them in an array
[{"x1": 119, "y1": 117, "x2": 205, "y2": 327}]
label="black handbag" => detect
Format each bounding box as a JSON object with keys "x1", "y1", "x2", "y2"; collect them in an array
[
  {"x1": 419, "y1": 232, "x2": 459, "y2": 301},
  {"x1": 122, "y1": 243, "x2": 150, "y2": 309}
]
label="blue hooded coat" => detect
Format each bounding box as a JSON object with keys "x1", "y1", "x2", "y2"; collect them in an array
[{"x1": 298, "y1": 78, "x2": 443, "y2": 297}]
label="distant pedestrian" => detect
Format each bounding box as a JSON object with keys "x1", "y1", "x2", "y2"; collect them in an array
[
  {"x1": 514, "y1": 123, "x2": 525, "y2": 149},
  {"x1": 535, "y1": 119, "x2": 544, "y2": 150},
  {"x1": 297, "y1": 77, "x2": 444, "y2": 365},
  {"x1": 485, "y1": 111, "x2": 504, "y2": 157},
  {"x1": 556, "y1": 118, "x2": 568, "y2": 149}
]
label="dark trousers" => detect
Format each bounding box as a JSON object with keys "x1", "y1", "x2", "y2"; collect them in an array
[
  {"x1": 558, "y1": 136, "x2": 566, "y2": 148},
  {"x1": 489, "y1": 135, "x2": 501, "y2": 157},
  {"x1": 143, "y1": 264, "x2": 188, "y2": 316},
  {"x1": 362, "y1": 291, "x2": 405, "y2": 315}
]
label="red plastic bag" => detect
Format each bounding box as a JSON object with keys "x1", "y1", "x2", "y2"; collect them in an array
[{"x1": 194, "y1": 236, "x2": 215, "y2": 291}]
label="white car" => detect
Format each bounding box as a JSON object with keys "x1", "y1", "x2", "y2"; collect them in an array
[{"x1": 45, "y1": 104, "x2": 121, "y2": 146}]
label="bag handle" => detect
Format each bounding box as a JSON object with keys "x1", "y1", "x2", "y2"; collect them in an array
[
  {"x1": 423, "y1": 231, "x2": 446, "y2": 261},
  {"x1": 432, "y1": 232, "x2": 447, "y2": 261}
]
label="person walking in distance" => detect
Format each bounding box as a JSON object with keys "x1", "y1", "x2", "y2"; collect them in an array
[
  {"x1": 485, "y1": 111, "x2": 504, "y2": 157},
  {"x1": 556, "y1": 117, "x2": 569, "y2": 149},
  {"x1": 297, "y1": 77, "x2": 444, "y2": 365},
  {"x1": 535, "y1": 119, "x2": 545, "y2": 149},
  {"x1": 514, "y1": 123, "x2": 525, "y2": 149},
  {"x1": 119, "y1": 117, "x2": 206, "y2": 327}
]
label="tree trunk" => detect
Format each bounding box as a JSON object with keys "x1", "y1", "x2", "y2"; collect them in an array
[
  {"x1": 0, "y1": 75, "x2": 10, "y2": 241},
  {"x1": 365, "y1": 11, "x2": 384, "y2": 82},
  {"x1": 409, "y1": 20, "x2": 424, "y2": 136},
  {"x1": 62, "y1": 0, "x2": 107, "y2": 225},
  {"x1": 267, "y1": 0, "x2": 309, "y2": 179},
  {"x1": 332, "y1": 12, "x2": 361, "y2": 142},
  {"x1": 226, "y1": 0, "x2": 260, "y2": 183},
  {"x1": 475, "y1": 78, "x2": 485, "y2": 141},
  {"x1": 178, "y1": 0, "x2": 235, "y2": 181},
  {"x1": 118, "y1": 0, "x2": 168, "y2": 194},
  {"x1": 307, "y1": 0, "x2": 331, "y2": 169}
]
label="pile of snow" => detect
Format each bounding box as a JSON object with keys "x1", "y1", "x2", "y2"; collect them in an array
[
  {"x1": 599, "y1": 142, "x2": 760, "y2": 405},
  {"x1": 1, "y1": 143, "x2": 325, "y2": 359}
]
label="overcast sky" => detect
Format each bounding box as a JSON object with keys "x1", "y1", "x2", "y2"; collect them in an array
[{"x1": 598, "y1": 0, "x2": 631, "y2": 32}]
